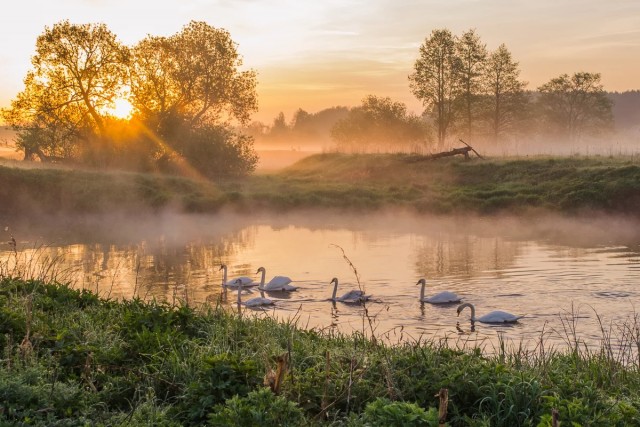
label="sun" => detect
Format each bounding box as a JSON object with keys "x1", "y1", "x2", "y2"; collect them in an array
[{"x1": 110, "y1": 98, "x2": 134, "y2": 119}]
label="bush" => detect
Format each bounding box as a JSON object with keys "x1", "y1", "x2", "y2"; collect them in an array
[
  {"x1": 347, "y1": 398, "x2": 439, "y2": 426},
  {"x1": 208, "y1": 388, "x2": 306, "y2": 426}
]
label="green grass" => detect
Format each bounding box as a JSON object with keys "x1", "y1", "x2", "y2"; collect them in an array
[
  {"x1": 1, "y1": 153, "x2": 640, "y2": 216},
  {"x1": 0, "y1": 277, "x2": 639, "y2": 425}
]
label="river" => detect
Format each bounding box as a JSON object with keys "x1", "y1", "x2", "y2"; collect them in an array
[{"x1": 2, "y1": 211, "x2": 639, "y2": 355}]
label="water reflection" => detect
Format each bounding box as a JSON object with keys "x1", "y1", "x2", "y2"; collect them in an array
[{"x1": 1, "y1": 212, "x2": 640, "y2": 353}]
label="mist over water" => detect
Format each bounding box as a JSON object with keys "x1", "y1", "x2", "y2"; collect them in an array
[{"x1": 2, "y1": 210, "x2": 640, "y2": 352}]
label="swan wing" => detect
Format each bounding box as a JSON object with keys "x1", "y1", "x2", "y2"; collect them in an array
[
  {"x1": 243, "y1": 297, "x2": 274, "y2": 307},
  {"x1": 263, "y1": 276, "x2": 296, "y2": 291},
  {"x1": 338, "y1": 290, "x2": 371, "y2": 303},
  {"x1": 226, "y1": 277, "x2": 256, "y2": 288},
  {"x1": 425, "y1": 291, "x2": 461, "y2": 304},
  {"x1": 478, "y1": 310, "x2": 521, "y2": 323}
]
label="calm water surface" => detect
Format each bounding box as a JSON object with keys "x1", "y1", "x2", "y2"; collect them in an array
[{"x1": 4, "y1": 212, "x2": 640, "y2": 352}]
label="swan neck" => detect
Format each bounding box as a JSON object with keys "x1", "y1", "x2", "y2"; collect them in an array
[
  {"x1": 222, "y1": 266, "x2": 227, "y2": 287},
  {"x1": 259, "y1": 269, "x2": 266, "y2": 288},
  {"x1": 465, "y1": 303, "x2": 476, "y2": 321},
  {"x1": 237, "y1": 284, "x2": 242, "y2": 306},
  {"x1": 420, "y1": 282, "x2": 426, "y2": 301},
  {"x1": 331, "y1": 280, "x2": 338, "y2": 301}
]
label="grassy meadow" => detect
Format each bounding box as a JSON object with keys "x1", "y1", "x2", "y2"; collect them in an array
[{"x1": 1, "y1": 153, "x2": 640, "y2": 217}]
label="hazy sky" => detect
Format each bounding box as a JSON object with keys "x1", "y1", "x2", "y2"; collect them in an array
[{"x1": 1, "y1": 0, "x2": 639, "y2": 123}]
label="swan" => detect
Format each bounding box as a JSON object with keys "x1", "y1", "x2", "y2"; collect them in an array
[
  {"x1": 456, "y1": 302, "x2": 523, "y2": 324},
  {"x1": 220, "y1": 264, "x2": 256, "y2": 288},
  {"x1": 256, "y1": 267, "x2": 298, "y2": 292},
  {"x1": 235, "y1": 279, "x2": 274, "y2": 307},
  {"x1": 416, "y1": 278, "x2": 461, "y2": 304},
  {"x1": 329, "y1": 277, "x2": 370, "y2": 303}
]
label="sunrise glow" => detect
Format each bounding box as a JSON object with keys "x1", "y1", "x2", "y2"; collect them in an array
[{"x1": 110, "y1": 98, "x2": 133, "y2": 119}]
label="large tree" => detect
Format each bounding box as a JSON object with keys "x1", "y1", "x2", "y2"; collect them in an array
[
  {"x1": 482, "y1": 44, "x2": 528, "y2": 142},
  {"x1": 536, "y1": 72, "x2": 613, "y2": 140},
  {"x1": 129, "y1": 21, "x2": 259, "y2": 177},
  {"x1": 2, "y1": 21, "x2": 129, "y2": 160},
  {"x1": 331, "y1": 95, "x2": 429, "y2": 152},
  {"x1": 456, "y1": 29, "x2": 488, "y2": 139},
  {"x1": 409, "y1": 29, "x2": 462, "y2": 147}
]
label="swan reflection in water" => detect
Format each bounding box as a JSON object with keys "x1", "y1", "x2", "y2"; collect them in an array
[{"x1": 235, "y1": 278, "x2": 274, "y2": 309}]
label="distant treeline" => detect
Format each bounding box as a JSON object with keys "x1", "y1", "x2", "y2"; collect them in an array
[
  {"x1": 249, "y1": 29, "x2": 639, "y2": 153},
  {"x1": 248, "y1": 89, "x2": 640, "y2": 151}
]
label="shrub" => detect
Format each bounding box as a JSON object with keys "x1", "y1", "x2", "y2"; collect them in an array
[{"x1": 208, "y1": 388, "x2": 306, "y2": 426}]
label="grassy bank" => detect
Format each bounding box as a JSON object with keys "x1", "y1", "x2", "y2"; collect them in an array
[
  {"x1": 0, "y1": 277, "x2": 639, "y2": 426},
  {"x1": 1, "y1": 153, "x2": 640, "y2": 216}
]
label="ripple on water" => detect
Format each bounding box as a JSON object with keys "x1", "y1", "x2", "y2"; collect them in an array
[{"x1": 593, "y1": 291, "x2": 634, "y2": 299}]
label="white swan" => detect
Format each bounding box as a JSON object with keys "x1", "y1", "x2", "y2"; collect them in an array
[
  {"x1": 220, "y1": 264, "x2": 256, "y2": 288},
  {"x1": 235, "y1": 279, "x2": 274, "y2": 307},
  {"x1": 329, "y1": 277, "x2": 370, "y2": 303},
  {"x1": 256, "y1": 267, "x2": 298, "y2": 292},
  {"x1": 416, "y1": 278, "x2": 461, "y2": 304},
  {"x1": 457, "y1": 302, "x2": 523, "y2": 324}
]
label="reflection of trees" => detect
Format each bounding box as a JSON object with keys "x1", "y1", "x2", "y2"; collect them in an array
[
  {"x1": 414, "y1": 234, "x2": 522, "y2": 278},
  {"x1": 7, "y1": 224, "x2": 257, "y2": 304}
]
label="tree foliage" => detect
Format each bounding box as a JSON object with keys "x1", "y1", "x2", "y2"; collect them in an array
[
  {"x1": 2, "y1": 21, "x2": 129, "y2": 160},
  {"x1": 130, "y1": 21, "x2": 258, "y2": 135},
  {"x1": 536, "y1": 72, "x2": 613, "y2": 140},
  {"x1": 331, "y1": 95, "x2": 429, "y2": 152}
]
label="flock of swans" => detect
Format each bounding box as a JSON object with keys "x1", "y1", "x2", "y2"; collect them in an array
[{"x1": 219, "y1": 264, "x2": 525, "y2": 324}]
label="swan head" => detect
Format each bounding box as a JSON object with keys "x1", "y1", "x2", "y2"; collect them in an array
[
  {"x1": 256, "y1": 266, "x2": 265, "y2": 274},
  {"x1": 234, "y1": 278, "x2": 243, "y2": 287},
  {"x1": 219, "y1": 264, "x2": 227, "y2": 271},
  {"x1": 416, "y1": 278, "x2": 426, "y2": 286},
  {"x1": 330, "y1": 277, "x2": 338, "y2": 285}
]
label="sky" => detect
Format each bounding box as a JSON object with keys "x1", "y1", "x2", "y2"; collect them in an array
[{"x1": 1, "y1": 0, "x2": 639, "y2": 124}]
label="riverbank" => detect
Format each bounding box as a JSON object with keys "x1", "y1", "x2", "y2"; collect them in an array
[
  {"x1": 1, "y1": 153, "x2": 639, "y2": 218},
  {"x1": 0, "y1": 277, "x2": 638, "y2": 425}
]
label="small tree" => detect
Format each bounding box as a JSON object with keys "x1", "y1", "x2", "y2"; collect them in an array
[
  {"x1": 536, "y1": 72, "x2": 613, "y2": 140},
  {"x1": 482, "y1": 44, "x2": 528, "y2": 143},
  {"x1": 409, "y1": 29, "x2": 462, "y2": 148},
  {"x1": 456, "y1": 29, "x2": 488, "y2": 139}
]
